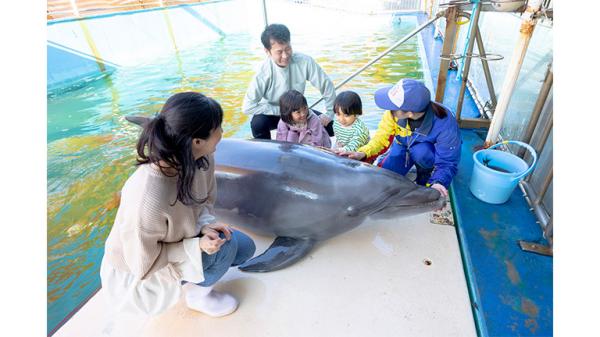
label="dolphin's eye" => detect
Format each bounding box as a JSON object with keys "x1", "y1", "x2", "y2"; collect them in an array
[{"x1": 345, "y1": 206, "x2": 359, "y2": 217}]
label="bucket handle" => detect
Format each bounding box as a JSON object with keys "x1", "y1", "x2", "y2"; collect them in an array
[{"x1": 488, "y1": 140, "x2": 537, "y2": 180}]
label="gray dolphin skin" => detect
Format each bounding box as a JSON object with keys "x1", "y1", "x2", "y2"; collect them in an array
[{"x1": 125, "y1": 116, "x2": 445, "y2": 272}]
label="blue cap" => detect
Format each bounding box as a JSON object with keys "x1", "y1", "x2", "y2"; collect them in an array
[{"x1": 374, "y1": 79, "x2": 431, "y2": 112}]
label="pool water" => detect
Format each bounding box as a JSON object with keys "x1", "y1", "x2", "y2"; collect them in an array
[{"x1": 47, "y1": 14, "x2": 426, "y2": 333}]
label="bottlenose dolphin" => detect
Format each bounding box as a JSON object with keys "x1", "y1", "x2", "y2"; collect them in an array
[{"x1": 125, "y1": 116, "x2": 445, "y2": 272}]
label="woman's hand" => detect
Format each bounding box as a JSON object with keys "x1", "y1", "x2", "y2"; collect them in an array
[
  {"x1": 199, "y1": 223, "x2": 233, "y2": 254},
  {"x1": 430, "y1": 183, "x2": 448, "y2": 198},
  {"x1": 199, "y1": 232, "x2": 225, "y2": 255},
  {"x1": 201, "y1": 222, "x2": 232, "y2": 240},
  {"x1": 335, "y1": 150, "x2": 366, "y2": 160}
]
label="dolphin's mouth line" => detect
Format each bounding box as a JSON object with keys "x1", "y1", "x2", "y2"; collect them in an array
[{"x1": 370, "y1": 197, "x2": 444, "y2": 215}]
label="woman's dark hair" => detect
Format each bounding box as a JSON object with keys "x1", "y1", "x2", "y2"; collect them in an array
[
  {"x1": 431, "y1": 101, "x2": 448, "y2": 118},
  {"x1": 261, "y1": 24, "x2": 291, "y2": 50},
  {"x1": 136, "y1": 92, "x2": 223, "y2": 206},
  {"x1": 279, "y1": 90, "x2": 307, "y2": 125},
  {"x1": 334, "y1": 91, "x2": 363, "y2": 116}
]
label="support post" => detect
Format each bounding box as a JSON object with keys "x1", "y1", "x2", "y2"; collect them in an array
[
  {"x1": 435, "y1": 6, "x2": 458, "y2": 103},
  {"x1": 69, "y1": 0, "x2": 80, "y2": 17},
  {"x1": 475, "y1": 28, "x2": 497, "y2": 108},
  {"x1": 484, "y1": 0, "x2": 544, "y2": 147},
  {"x1": 455, "y1": 1, "x2": 482, "y2": 121},
  {"x1": 262, "y1": 0, "x2": 269, "y2": 27}
]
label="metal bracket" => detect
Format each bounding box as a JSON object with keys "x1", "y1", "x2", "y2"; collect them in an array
[
  {"x1": 440, "y1": 53, "x2": 504, "y2": 61},
  {"x1": 518, "y1": 240, "x2": 553, "y2": 257}
]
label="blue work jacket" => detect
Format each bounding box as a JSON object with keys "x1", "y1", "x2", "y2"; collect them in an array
[{"x1": 394, "y1": 103, "x2": 462, "y2": 187}]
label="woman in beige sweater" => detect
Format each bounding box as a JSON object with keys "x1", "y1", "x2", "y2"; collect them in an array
[{"x1": 101, "y1": 92, "x2": 255, "y2": 317}]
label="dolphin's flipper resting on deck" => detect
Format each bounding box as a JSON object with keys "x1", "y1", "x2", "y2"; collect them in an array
[{"x1": 238, "y1": 236, "x2": 316, "y2": 272}]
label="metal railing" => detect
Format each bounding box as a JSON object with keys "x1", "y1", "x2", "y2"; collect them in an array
[
  {"x1": 517, "y1": 63, "x2": 553, "y2": 255},
  {"x1": 47, "y1": 0, "x2": 208, "y2": 20},
  {"x1": 310, "y1": 10, "x2": 446, "y2": 108}
]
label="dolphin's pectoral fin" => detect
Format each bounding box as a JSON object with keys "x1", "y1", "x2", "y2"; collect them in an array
[{"x1": 238, "y1": 236, "x2": 315, "y2": 273}]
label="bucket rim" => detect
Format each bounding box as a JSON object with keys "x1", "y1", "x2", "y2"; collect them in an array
[
  {"x1": 472, "y1": 151, "x2": 525, "y2": 177},
  {"x1": 472, "y1": 140, "x2": 538, "y2": 180}
]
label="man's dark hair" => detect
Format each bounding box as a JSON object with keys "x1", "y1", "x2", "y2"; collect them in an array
[
  {"x1": 279, "y1": 90, "x2": 307, "y2": 125},
  {"x1": 334, "y1": 91, "x2": 363, "y2": 116},
  {"x1": 261, "y1": 24, "x2": 291, "y2": 50}
]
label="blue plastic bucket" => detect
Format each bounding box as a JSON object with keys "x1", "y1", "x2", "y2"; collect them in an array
[{"x1": 469, "y1": 140, "x2": 537, "y2": 204}]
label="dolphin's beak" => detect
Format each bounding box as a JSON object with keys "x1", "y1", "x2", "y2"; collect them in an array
[{"x1": 369, "y1": 186, "x2": 445, "y2": 220}]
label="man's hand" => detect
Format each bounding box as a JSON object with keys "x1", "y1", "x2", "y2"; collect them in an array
[
  {"x1": 318, "y1": 114, "x2": 332, "y2": 126},
  {"x1": 430, "y1": 183, "x2": 448, "y2": 198},
  {"x1": 335, "y1": 150, "x2": 366, "y2": 160}
]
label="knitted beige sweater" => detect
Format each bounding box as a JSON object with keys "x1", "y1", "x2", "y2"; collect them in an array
[{"x1": 103, "y1": 155, "x2": 216, "y2": 281}]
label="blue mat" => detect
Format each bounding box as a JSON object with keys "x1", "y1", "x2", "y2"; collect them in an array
[{"x1": 449, "y1": 129, "x2": 553, "y2": 337}]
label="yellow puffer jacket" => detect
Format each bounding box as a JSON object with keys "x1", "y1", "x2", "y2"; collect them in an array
[{"x1": 358, "y1": 111, "x2": 411, "y2": 159}]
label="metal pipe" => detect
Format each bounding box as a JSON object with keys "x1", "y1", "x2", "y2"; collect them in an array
[
  {"x1": 544, "y1": 218, "x2": 553, "y2": 245},
  {"x1": 484, "y1": 0, "x2": 544, "y2": 147},
  {"x1": 475, "y1": 27, "x2": 497, "y2": 108},
  {"x1": 519, "y1": 180, "x2": 550, "y2": 231},
  {"x1": 262, "y1": 0, "x2": 269, "y2": 27},
  {"x1": 310, "y1": 11, "x2": 445, "y2": 109},
  {"x1": 455, "y1": 1, "x2": 482, "y2": 120},
  {"x1": 435, "y1": 6, "x2": 458, "y2": 103},
  {"x1": 519, "y1": 63, "x2": 553, "y2": 157},
  {"x1": 534, "y1": 167, "x2": 552, "y2": 206},
  {"x1": 534, "y1": 108, "x2": 553, "y2": 155},
  {"x1": 69, "y1": 0, "x2": 80, "y2": 17},
  {"x1": 524, "y1": 105, "x2": 552, "y2": 181}
]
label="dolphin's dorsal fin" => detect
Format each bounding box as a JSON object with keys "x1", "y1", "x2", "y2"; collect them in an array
[
  {"x1": 238, "y1": 236, "x2": 315, "y2": 272},
  {"x1": 125, "y1": 115, "x2": 151, "y2": 127}
]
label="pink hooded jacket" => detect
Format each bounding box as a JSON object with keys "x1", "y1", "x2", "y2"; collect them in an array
[{"x1": 276, "y1": 110, "x2": 332, "y2": 148}]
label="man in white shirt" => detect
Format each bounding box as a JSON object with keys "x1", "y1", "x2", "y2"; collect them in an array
[{"x1": 243, "y1": 23, "x2": 336, "y2": 139}]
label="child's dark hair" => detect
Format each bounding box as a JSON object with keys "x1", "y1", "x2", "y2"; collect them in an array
[
  {"x1": 261, "y1": 24, "x2": 291, "y2": 50},
  {"x1": 431, "y1": 101, "x2": 448, "y2": 118},
  {"x1": 334, "y1": 91, "x2": 363, "y2": 116},
  {"x1": 279, "y1": 90, "x2": 307, "y2": 125},
  {"x1": 136, "y1": 92, "x2": 223, "y2": 206}
]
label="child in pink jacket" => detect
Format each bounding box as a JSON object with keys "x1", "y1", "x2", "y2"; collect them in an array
[{"x1": 276, "y1": 90, "x2": 332, "y2": 148}]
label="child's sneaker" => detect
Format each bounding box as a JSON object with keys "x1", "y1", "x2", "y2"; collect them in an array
[{"x1": 183, "y1": 283, "x2": 239, "y2": 317}]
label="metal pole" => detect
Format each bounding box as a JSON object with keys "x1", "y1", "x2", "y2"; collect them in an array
[
  {"x1": 519, "y1": 63, "x2": 553, "y2": 157},
  {"x1": 262, "y1": 0, "x2": 268, "y2": 27},
  {"x1": 475, "y1": 27, "x2": 497, "y2": 108},
  {"x1": 533, "y1": 108, "x2": 553, "y2": 155},
  {"x1": 69, "y1": 0, "x2": 80, "y2": 17},
  {"x1": 534, "y1": 167, "x2": 552, "y2": 206},
  {"x1": 484, "y1": 0, "x2": 544, "y2": 147},
  {"x1": 455, "y1": 1, "x2": 482, "y2": 120},
  {"x1": 544, "y1": 218, "x2": 553, "y2": 245},
  {"x1": 524, "y1": 106, "x2": 552, "y2": 182},
  {"x1": 435, "y1": 6, "x2": 458, "y2": 103},
  {"x1": 310, "y1": 11, "x2": 445, "y2": 109}
]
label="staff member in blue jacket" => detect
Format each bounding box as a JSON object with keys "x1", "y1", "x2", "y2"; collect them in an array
[{"x1": 339, "y1": 79, "x2": 461, "y2": 197}]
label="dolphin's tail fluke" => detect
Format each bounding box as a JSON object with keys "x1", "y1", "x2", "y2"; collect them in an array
[{"x1": 238, "y1": 236, "x2": 315, "y2": 272}]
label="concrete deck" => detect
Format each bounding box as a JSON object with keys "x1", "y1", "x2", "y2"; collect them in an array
[{"x1": 54, "y1": 203, "x2": 476, "y2": 337}]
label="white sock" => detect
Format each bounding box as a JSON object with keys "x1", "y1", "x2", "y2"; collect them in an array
[{"x1": 183, "y1": 283, "x2": 239, "y2": 317}]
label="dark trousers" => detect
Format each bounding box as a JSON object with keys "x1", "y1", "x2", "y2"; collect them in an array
[
  {"x1": 250, "y1": 110, "x2": 335, "y2": 140},
  {"x1": 380, "y1": 141, "x2": 435, "y2": 186}
]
